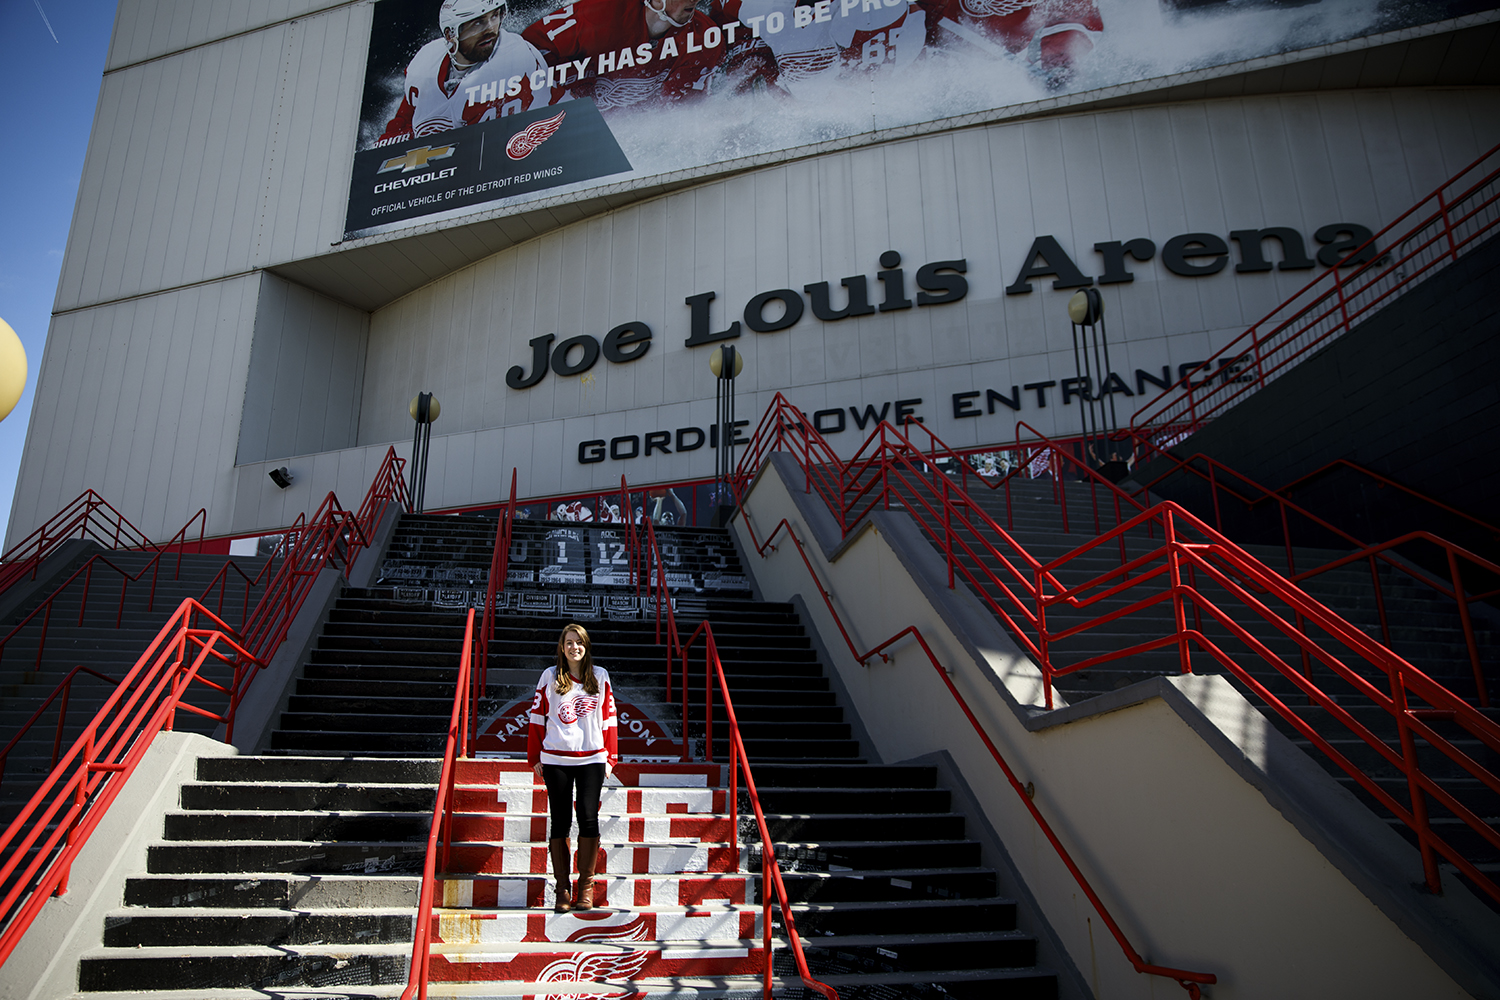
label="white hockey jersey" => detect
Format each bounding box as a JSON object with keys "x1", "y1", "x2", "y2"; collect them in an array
[
  {"x1": 380, "y1": 32, "x2": 551, "y2": 141},
  {"x1": 527, "y1": 666, "x2": 618, "y2": 766}
]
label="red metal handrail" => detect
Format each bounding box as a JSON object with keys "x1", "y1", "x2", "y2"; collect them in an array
[
  {"x1": 1109, "y1": 436, "x2": 1498, "y2": 706},
  {"x1": 470, "y1": 470, "x2": 518, "y2": 746},
  {"x1": 734, "y1": 511, "x2": 1215, "y2": 997},
  {"x1": 735, "y1": 394, "x2": 1500, "y2": 907},
  {"x1": 401, "y1": 607, "x2": 475, "y2": 1000},
  {"x1": 0, "y1": 448, "x2": 410, "y2": 961},
  {"x1": 0, "y1": 600, "x2": 260, "y2": 963},
  {"x1": 0, "y1": 666, "x2": 121, "y2": 789},
  {"x1": 1129, "y1": 142, "x2": 1500, "y2": 447},
  {"x1": 0, "y1": 492, "x2": 188, "y2": 598},
  {"x1": 640, "y1": 514, "x2": 838, "y2": 1000}
]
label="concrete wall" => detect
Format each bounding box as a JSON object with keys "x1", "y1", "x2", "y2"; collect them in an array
[
  {"x1": 237, "y1": 273, "x2": 370, "y2": 466},
  {"x1": 732, "y1": 455, "x2": 1495, "y2": 999}
]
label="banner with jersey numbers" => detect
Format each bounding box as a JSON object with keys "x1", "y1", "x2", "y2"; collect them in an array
[{"x1": 348, "y1": 0, "x2": 1498, "y2": 238}]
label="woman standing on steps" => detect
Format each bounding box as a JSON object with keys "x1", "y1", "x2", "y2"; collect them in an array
[{"x1": 527, "y1": 623, "x2": 618, "y2": 913}]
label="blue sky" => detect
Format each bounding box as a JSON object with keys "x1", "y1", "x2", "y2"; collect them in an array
[{"x1": 0, "y1": 0, "x2": 118, "y2": 542}]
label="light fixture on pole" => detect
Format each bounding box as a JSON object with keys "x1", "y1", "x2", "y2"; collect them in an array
[
  {"x1": 408, "y1": 392, "x2": 440, "y2": 513},
  {"x1": 1066, "y1": 288, "x2": 1115, "y2": 468},
  {"x1": 709, "y1": 344, "x2": 744, "y2": 527}
]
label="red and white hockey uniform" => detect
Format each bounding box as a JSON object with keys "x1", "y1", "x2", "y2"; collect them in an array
[
  {"x1": 550, "y1": 500, "x2": 596, "y2": 522},
  {"x1": 380, "y1": 32, "x2": 551, "y2": 142},
  {"x1": 920, "y1": 0, "x2": 1102, "y2": 77},
  {"x1": 521, "y1": 0, "x2": 727, "y2": 111},
  {"x1": 527, "y1": 667, "x2": 619, "y2": 766},
  {"x1": 717, "y1": 0, "x2": 924, "y2": 91}
]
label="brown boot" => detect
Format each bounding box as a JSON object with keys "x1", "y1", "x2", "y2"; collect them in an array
[
  {"x1": 574, "y1": 836, "x2": 601, "y2": 910},
  {"x1": 548, "y1": 837, "x2": 572, "y2": 913}
]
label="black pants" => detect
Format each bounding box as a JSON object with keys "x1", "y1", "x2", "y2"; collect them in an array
[{"x1": 541, "y1": 762, "x2": 606, "y2": 838}]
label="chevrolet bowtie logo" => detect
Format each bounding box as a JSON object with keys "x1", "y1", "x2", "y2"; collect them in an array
[{"x1": 379, "y1": 144, "x2": 455, "y2": 173}]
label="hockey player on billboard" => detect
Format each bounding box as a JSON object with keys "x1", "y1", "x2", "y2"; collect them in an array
[
  {"x1": 380, "y1": 0, "x2": 552, "y2": 142},
  {"x1": 919, "y1": 0, "x2": 1103, "y2": 86},
  {"x1": 521, "y1": 0, "x2": 728, "y2": 111},
  {"x1": 714, "y1": 0, "x2": 927, "y2": 94}
]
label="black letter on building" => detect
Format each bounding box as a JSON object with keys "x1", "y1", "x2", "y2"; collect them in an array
[
  {"x1": 684, "y1": 291, "x2": 741, "y2": 347},
  {"x1": 676, "y1": 427, "x2": 706, "y2": 452},
  {"x1": 849, "y1": 401, "x2": 891, "y2": 430},
  {"x1": 552, "y1": 335, "x2": 601, "y2": 377},
  {"x1": 1162, "y1": 234, "x2": 1230, "y2": 276},
  {"x1": 1314, "y1": 224, "x2": 1379, "y2": 268},
  {"x1": 953, "y1": 392, "x2": 981, "y2": 418},
  {"x1": 1093, "y1": 239, "x2": 1155, "y2": 285},
  {"x1": 610, "y1": 436, "x2": 640, "y2": 460},
  {"x1": 579, "y1": 439, "x2": 606, "y2": 463},
  {"x1": 988, "y1": 387, "x2": 1021, "y2": 413},
  {"x1": 813, "y1": 408, "x2": 847, "y2": 434},
  {"x1": 744, "y1": 289, "x2": 805, "y2": 332},
  {"x1": 1135, "y1": 366, "x2": 1171, "y2": 396},
  {"x1": 1229, "y1": 228, "x2": 1315, "y2": 273},
  {"x1": 644, "y1": 431, "x2": 672, "y2": 456},
  {"x1": 804, "y1": 277, "x2": 875, "y2": 320},
  {"x1": 915, "y1": 260, "x2": 968, "y2": 305},
  {"x1": 1005, "y1": 237, "x2": 1093, "y2": 294},
  {"x1": 507, "y1": 334, "x2": 555, "y2": 389},
  {"x1": 895, "y1": 398, "x2": 923, "y2": 424},
  {"x1": 602, "y1": 321, "x2": 653, "y2": 362},
  {"x1": 876, "y1": 250, "x2": 912, "y2": 312},
  {"x1": 1023, "y1": 381, "x2": 1057, "y2": 407}
]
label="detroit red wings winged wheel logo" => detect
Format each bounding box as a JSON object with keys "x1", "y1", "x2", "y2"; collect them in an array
[
  {"x1": 557, "y1": 695, "x2": 599, "y2": 725},
  {"x1": 506, "y1": 110, "x2": 566, "y2": 160},
  {"x1": 533, "y1": 914, "x2": 651, "y2": 998}
]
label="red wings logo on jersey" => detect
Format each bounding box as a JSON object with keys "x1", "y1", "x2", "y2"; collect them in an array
[
  {"x1": 557, "y1": 695, "x2": 600, "y2": 724},
  {"x1": 506, "y1": 110, "x2": 566, "y2": 160}
]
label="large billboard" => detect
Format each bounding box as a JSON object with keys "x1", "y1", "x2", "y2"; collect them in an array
[{"x1": 346, "y1": 0, "x2": 1494, "y2": 239}]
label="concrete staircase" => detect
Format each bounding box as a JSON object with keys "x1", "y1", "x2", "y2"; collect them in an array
[
  {"x1": 911, "y1": 473, "x2": 1500, "y2": 900},
  {"x1": 0, "y1": 551, "x2": 273, "y2": 816},
  {"x1": 65, "y1": 512, "x2": 1065, "y2": 998},
  {"x1": 0, "y1": 550, "x2": 272, "y2": 917}
]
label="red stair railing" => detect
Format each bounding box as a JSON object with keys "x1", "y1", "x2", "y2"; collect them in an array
[
  {"x1": 1101, "y1": 434, "x2": 1499, "y2": 706},
  {"x1": 735, "y1": 393, "x2": 1500, "y2": 907},
  {"x1": 1130, "y1": 142, "x2": 1500, "y2": 449},
  {"x1": 734, "y1": 511, "x2": 1216, "y2": 998},
  {"x1": 0, "y1": 447, "x2": 410, "y2": 960},
  {"x1": 0, "y1": 600, "x2": 261, "y2": 965},
  {"x1": 640, "y1": 514, "x2": 839, "y2": 1000},
  {"x1": 401, "y1": 607, "x2": 476, "y2": 1000},
  {"x1": 0, "y1": 492, "x2": 201, "y2": 598}
]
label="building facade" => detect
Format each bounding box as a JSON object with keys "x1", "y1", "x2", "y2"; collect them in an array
[{"x1": 10, "y1": 0, "x2": 1499, "y2": 544}]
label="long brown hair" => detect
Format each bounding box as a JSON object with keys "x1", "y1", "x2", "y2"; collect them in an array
[{"x1": 554, "y1": 623, "x2": 599, "y2": 695}]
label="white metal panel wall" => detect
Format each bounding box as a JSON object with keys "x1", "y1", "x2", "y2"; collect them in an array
[
  {"x1": 8, "y1": 275, "x2": 261, "y2": 546},
  {"x1": 349, "y1": 89, "x2": 1500, "y2": 507},
  {"x1": 237, "y1": 273, "x2": 369, "y2": 465},
  {"x1": 55, "y1": 2, "x2": 371, "y2": 314},
  {"x1": 105, "y1": 0, "x2": 357, "y2": 74}
]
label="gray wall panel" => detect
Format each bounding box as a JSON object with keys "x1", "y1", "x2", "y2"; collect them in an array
[
  {"x1": 106, "y1": 0, "x2": 355, "y2": 72},
  {"x1": 58, "y1": 5, "x2": 369, "y2": 314},
  {"x1": 7, "y1": 275, "x2": 261, "y2": 546},
  {"x1": 237, "y1": 273, "x2": 369, "y2": 467}
]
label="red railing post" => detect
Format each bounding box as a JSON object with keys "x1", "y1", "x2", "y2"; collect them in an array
[
  {"x1": 1446, "y1": 550, "x2": 1487, "y2": 707},
  {"x1": 1164, "y1": 511, "x2": 1193, "y2": 675},
  {"x1": 762, "y1": 847, "x2": 773, "y2": 998},
  {"x1": 1437, "y1": 187, "x2": 1459, "y2": 263}
]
